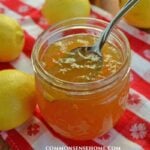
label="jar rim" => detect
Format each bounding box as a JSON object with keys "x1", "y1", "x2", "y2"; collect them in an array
[{"x1": 32, "y1": 17, "x2": 130, "y2": 91}]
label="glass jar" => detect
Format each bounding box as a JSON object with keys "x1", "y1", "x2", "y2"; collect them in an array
[
  {"x1": 119, "y1": 0, "x2": 150, "y2": 29},
  {"x1": 32, "y1": 18, "x2": 131, "y2": 140}
]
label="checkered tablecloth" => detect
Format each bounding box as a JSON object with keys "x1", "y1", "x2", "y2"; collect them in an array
[{"x1": 0, "y1": 0, "x2": 150, "y2": 150}]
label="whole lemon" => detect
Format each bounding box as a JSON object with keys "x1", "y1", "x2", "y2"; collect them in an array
[
  {"x1": 0, "y1": 14, "x2": 24, "y2": 62},
  {"x1": 0, "y1": 69, "x2": 36, "y2": 130},
  {"x1": 42, "y1": 0, "x2": 91, "y2": 24},
  {"x1": 119, "y1": 0, "x2": 150, "y2": 28}
]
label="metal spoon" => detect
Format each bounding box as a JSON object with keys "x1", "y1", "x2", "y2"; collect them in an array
[{"x1": 76, "y1": 0, "x2": 140, "y2": 59}]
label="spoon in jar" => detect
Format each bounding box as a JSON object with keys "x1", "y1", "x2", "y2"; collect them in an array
[{"x1": 75, "y1": 0, "x2": 140, "y2": 61}]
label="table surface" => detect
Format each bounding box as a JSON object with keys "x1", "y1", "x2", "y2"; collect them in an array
[{"x1": 0, "y1": 0, "x2": 150, "y2": 150}]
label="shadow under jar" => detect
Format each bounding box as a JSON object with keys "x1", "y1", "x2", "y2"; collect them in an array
[{"x1": 32, "y1": 17, "x2": 131, "y2": 140}]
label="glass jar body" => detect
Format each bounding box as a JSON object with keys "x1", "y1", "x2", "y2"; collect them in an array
[
  {"x1": 32, "y1": 18, "x2": 130, "y2": 140},
  {"x1": 35, "y1": 73, "x2": 129, "y2": 140}
]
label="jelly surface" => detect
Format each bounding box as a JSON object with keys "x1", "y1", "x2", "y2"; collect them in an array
[{"x1": 40, "y1": 35, "x2": 123, "y2": 82}]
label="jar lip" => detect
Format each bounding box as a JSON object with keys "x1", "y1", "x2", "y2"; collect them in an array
[{"x1": 32, "y1": 17, "x2": 130, "y2": 91}]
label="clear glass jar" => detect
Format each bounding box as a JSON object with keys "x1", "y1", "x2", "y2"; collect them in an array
[{"x1": 32, "y1": 18, "x2": 131, "y2": 140}]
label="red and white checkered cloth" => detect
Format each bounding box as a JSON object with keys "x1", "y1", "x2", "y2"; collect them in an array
[{"x1": 0, "y1": 0, "x2": 150, "y2": 150}]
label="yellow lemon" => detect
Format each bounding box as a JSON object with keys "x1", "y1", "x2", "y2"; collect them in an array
[
  {"x1": 119, "y1": 0, "x2": 150, "y2": 28},
  {"x1": 42, "y1": 0, "x2": 91, "y2": 24},
  {"x1": 0, "y1": 14, "x2": 24, "y2": 62},
  {"x1": 0, "y1": 69, "x2": 36, "y2": 130}
]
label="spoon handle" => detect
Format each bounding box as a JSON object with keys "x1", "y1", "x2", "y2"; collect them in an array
[{"x1": 97, "y1": 0, "x2": 140, "y2": 49}]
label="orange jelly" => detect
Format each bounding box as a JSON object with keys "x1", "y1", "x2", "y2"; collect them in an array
[{"x1": 32, "y1": 18, "x2": 130, "y2": 140}]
